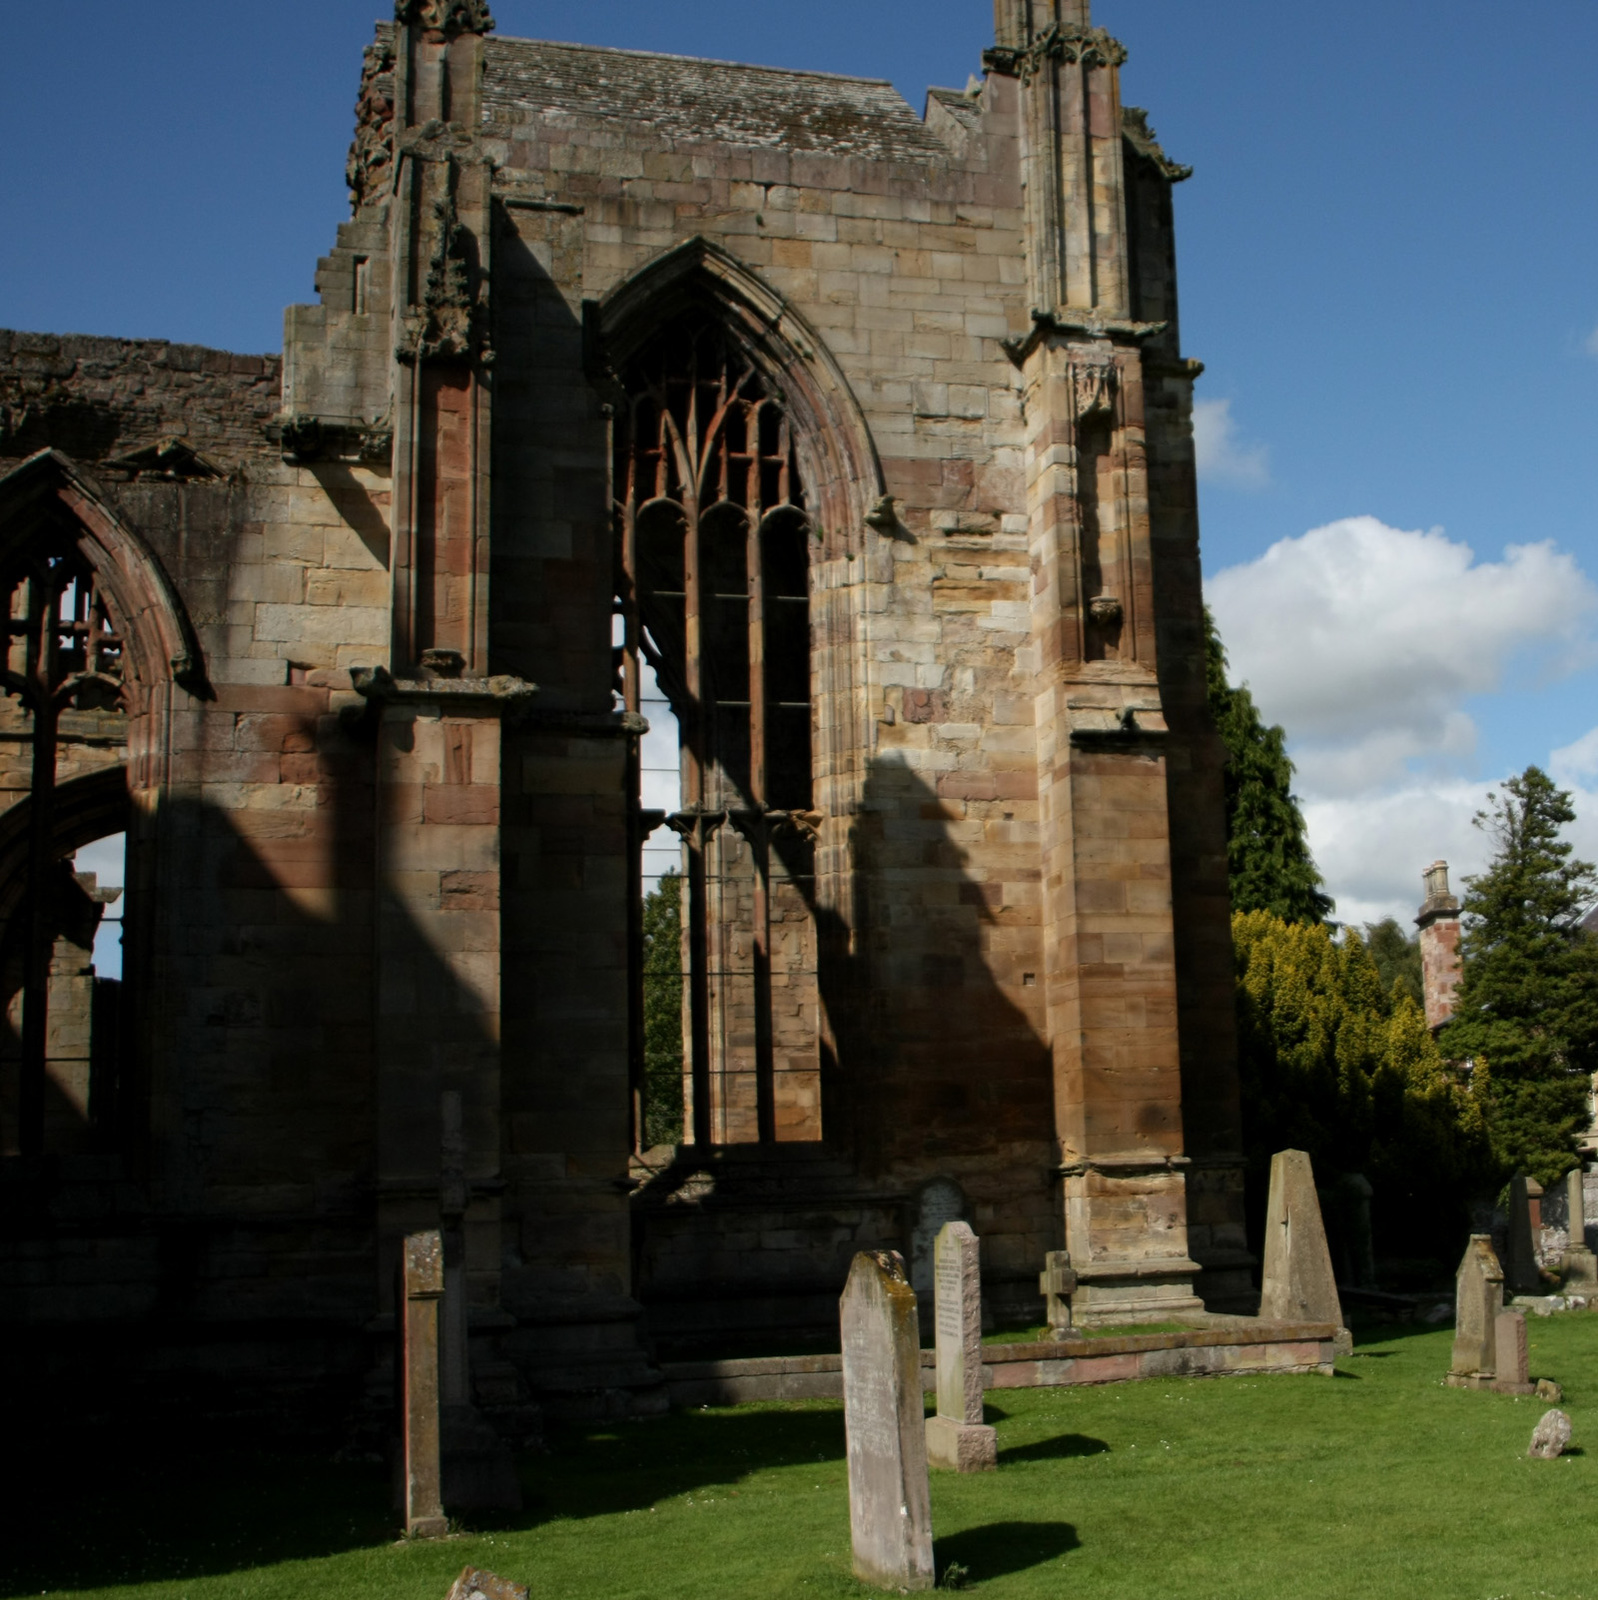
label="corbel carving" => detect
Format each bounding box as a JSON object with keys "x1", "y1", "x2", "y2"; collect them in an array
[
  {"x1": 1122, "y1": 107, "x2": 1193, "y2": 184},
  {"x1": 277, "y1": 414, "x2": 395, "y2": 466},
  {"x1": 1088, "y1": 596, "x2": 1123, "y2": 628},
  {"x1": 346, "y1": 37, "x2": 397, "y2": 213},
  {"x1": 394, "y1": 0, "x2": 495, "y2": 39},
  {"x1": 397, "y1": 189, "x2": 491, "y2": 365},
  {"x1": 983, "y1": 23, "x2": 1128, "y2": 84},
  {"x1": 864, "y1": 494, "x2": 898, "y2": 531}
]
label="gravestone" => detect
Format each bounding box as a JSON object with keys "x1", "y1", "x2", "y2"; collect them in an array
[
  {"x1": 1493, "y1": 1309, "x2": 1533, "y2": 1394},
  {"x1": 1529, "y1": 1409, "x2": 1572, "y2": 1460},
  {"x1": 925, "y1": 1222, "x2": 996, "y2": 1472},
  {"x1": 444, "y1": 1570, "x2": 529, "y2": 1600},
  {"x1": 1561, "y1": 1167, "x2": 1598, "y2": 1293},
  {"x1": 402, "y1": 1229, "x2": 449, "y2": 1539},
  {"x1": 840, "y1": 1250, "x2": 934, "y2": 1592},
  {"x1": 1447, "y1": 1234, "x2": 1504, "y2": 1388},
  {"x1": 1039, "y1": 1251, "x2": 1077, "y2": 1337},
  {"x1": 1258, "y1": 1150, "x2": 1350, "y2": 1352},
  {"x1": 1506, "y1": 1173, "x2": 1542, "y2": 1294},
  {"x1": 909, "y1": 1178, "x2": 966, "y2": 1301}
]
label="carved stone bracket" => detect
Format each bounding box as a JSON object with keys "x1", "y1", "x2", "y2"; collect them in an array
[
  {"x1": 1003, "y1": 308, "x2": 1169, "y2": 367},
  {"x1": 277, "y1": 414, "x2": 394, "y2": 466},
  {"x1": 983, "y1": 23, "x2": 1128, "y2": 84},
  {"x1": 395, "y1": 0, "x2": 495, "y2": 39},
  {"x1": 350, "y1": 664, "x2": 538, "y2": 709}
]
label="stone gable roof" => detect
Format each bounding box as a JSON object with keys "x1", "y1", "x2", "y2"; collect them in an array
[{"x1": 483, "y1": 36, "x2": 948, "y2": 163}]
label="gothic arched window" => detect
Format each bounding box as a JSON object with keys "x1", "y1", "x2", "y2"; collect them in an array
[{"x1": 615, "y1": 316, "x2": 821, "y2": 1150}]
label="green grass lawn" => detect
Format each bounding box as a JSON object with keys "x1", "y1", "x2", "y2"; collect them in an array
[{"x1": 10, "y1": 1315, "x2": 1598, "y2": 1600}]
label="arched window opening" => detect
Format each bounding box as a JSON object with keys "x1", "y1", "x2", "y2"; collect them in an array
[
  {"x1": 0, "y1": 537, "x2": 132, "y2": 1159},
  {"x1": 616, "y1": 316, "x2": 821, "y2": 1151}
]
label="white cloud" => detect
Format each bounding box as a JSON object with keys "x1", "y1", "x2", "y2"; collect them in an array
[
  {"x1": 1585, "y1": 324, "x2": 1598, "y2": 358},
  {"x1": 1209, "y1": 518, "x2": 1597, "y2": 794},
  {"x1": 1207, "y1": 516, "x2": 1598, "y2": 924},
  {"x1": 1192, "y1": 397, "x2": 1270, "y2": 489}
]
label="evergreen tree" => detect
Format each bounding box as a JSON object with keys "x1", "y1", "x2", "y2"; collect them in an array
[
  {"x1": 641, "y1": 870, "x2": 686, "y2": 1148},
  {"x1": 1234, "y1": 911, "x2": 1491, "y2": 1256},
  {"x1": 1439, "y1": 767, "x2": 1598, "y2": 1186},
  {"x1": 1364, "y1": 917, "x2": 1424, "y2": 1007},
  {"x1": 1205, "y1": 608, "x2": 1333, "y2": 924}
]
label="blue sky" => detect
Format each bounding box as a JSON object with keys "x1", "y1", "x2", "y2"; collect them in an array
[{"x1": 6, "y1": 1, "x2": 1598, "y2": 922}]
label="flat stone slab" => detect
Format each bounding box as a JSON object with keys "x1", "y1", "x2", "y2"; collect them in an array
[{"x1": 663, "y1": 1319, "x2": 1340, "y2": 1406}]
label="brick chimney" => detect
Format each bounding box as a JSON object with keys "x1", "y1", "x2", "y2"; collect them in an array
[{"x1": 1415, "y1": 860, "x2": 1463, "y2": 1031}]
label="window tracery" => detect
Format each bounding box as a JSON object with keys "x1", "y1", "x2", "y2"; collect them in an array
[{"x1": 615, "y1": 316, "x2": 821, "y2": 1149}]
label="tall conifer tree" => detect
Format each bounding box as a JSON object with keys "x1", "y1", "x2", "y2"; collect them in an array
[
  {"x1": 1440, "y1": 767, "x2": 1598, "y2": 1185},
  {"x1": 1205, "y1": 609, "x2": 1333, "y2": 924}
]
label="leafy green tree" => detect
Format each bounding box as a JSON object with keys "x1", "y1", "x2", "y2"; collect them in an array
[
  {"x1": 1364, "y1": 917, "x2": 1424, "y2": 1008},
  {"x1": 641, "y1": 870, "x2": 686, "y2": 1148},
  {"x1": 1439, "y1": 767, "x2": 1598, "y2": 1187},
  {"x1": 1205, "y1": 608, "x2": 1333, "y2": 924},
  {"x1": 1234, "y1": 911, "x2": 1491, "y2": 1257}
]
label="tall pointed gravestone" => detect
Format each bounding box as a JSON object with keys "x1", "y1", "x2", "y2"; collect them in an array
[
  {"x1": 925, "y1": 1222, "x2": 997, "y2": 1472},
  {"x1": 1258, "y1": 1149, "x2": 1351, "y2": 1355},
  {"x1": 840, "y1": 1251, "x2": 934, "y2": 1592},
  {"x1": 1448, "y1": 1233, "x2": 1505, "y2": 1388}
]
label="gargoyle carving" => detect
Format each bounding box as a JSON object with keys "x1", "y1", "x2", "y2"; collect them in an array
[
  {"x1": 983, "y1": 23, "x2": 1127, "y2": 84},
  {"x1": 1122, "y1": 107, "x2": 1193, "y2": 184},
  {"x1": 394, "y1": 0, "x2": 495, "y2": 38}
]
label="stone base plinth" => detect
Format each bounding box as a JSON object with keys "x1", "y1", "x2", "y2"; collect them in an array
[
  {"x1": 926, "y1": 1414, "x2": 996, "y2": 1473},
  {"x1": 1446, "y1": 1371, "x2": 1534, "y2": 1394},
  {"x1": 1070, "y1": 1258, "x2": 1204, "y2": 1328}
]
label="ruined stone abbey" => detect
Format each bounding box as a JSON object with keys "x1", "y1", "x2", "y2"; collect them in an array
[{"x1": 0, "y1": 0, "x2": 1247, "y2": 1423}]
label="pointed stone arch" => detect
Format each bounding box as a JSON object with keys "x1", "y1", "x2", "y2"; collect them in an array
[
  {"x1": 591, "y1": 237, "x2": 885, "y2": 556},
  {"x1": 0, "y1": 449, "x2": 206, "y2": 704}
]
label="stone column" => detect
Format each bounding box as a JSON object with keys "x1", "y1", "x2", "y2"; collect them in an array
[
  {"x1": 403, "y1": 1228, "x2": 449, "y2": 1538},
  {"x1": 840, "y1": 1251, "x2": 933, "y2": 1592},
  {"x1": 1562, "y1": 1166, "x2": 1598, "y2": 1293},
  {"x1": 925, "y1": 1223, "x2": 996, "y2": 1472},
  {"x1": 1414, "y1": 861, "x2": 1463, "y2": 1032},
  {"x1": 990, "y1": 1, "x2": 1203, "y2": 1328}
]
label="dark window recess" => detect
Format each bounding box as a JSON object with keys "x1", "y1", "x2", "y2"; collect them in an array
[{"x1": 614, "y1": 314, "x2": 820, "y2": 1150}]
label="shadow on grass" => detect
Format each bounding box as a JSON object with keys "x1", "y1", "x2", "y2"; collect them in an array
[
  {"x1": 0, "y1": 1404, "x2": 856, "y2": 1596},
  {"x1": 0, "y1": 1432, "x2": 396, "y2": 1599},
  {"x1": 998, "y1": 1432, "x2": 1110, "y2": 1464},
  {"x1": 934, "y1": 1521, "x2": 1079, "y2": 1583}
]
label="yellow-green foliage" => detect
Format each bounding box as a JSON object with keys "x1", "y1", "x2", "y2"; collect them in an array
[{"x1": 1234, "y1": 911, "x2": 1490, "y2": 1252}]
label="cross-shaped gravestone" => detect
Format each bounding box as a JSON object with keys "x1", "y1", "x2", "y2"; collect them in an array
[{"x1": 1039, "y1": 1250, "x2": 1077, "y2": 1337}]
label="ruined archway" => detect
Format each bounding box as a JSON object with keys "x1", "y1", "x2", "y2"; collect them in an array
[{"x1": 0, "y1": 449, "x2": 203, "y2": 1156}]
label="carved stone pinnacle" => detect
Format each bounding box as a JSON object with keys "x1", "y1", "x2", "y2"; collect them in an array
[{"x1": 395, "y1": 0, "x2": 495, "y2": 39}]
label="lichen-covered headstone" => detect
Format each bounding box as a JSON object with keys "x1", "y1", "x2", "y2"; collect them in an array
[
  {"x1": 841, "y1": 1250, "x2": 934, "y2": 1592},
  {"x1": 1528, "y1": 1409, "x2": 1572, "y2": 1460},
  {"x1": 1448, "y1": 1234, "x2": 1504, "y2": 1387},
  {"x1": 925, "y1": 1222, "x2": 996, "y2": 1472},
  {"x1": 1259, "y1": 1149, "x2": 1350, "y2": 1352}
]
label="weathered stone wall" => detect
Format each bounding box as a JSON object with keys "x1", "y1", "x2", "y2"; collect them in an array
[{"x1": 0, "y1": 1, "x2": 1244, "y2": 1422}]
